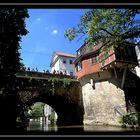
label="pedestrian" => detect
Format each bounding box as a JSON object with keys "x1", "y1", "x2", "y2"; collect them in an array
[
  {"x1": 56, "y1": 70, "x2": 59, "y2": 74},
  {"x1": 27, "y1": 67, "x2": 30, "y2": 71},
  {"x1": 64, "y1": 70, "x2": 67, "y2": 75},
  {"x1": 60, "y1": 71, "x2": 63, "y2": 75},
  {"x1": 32, "y1": 68, "x2": 35, "y2": 72},
  {"x1": 35, "y1": 67, "x2": 38, "y2": 72},
  {"x1": 46, "y1": 70, "x2": 50, "y2": 73},
  {"x1": 53, "y1": 69, "x2": 56, "y2": 74}
]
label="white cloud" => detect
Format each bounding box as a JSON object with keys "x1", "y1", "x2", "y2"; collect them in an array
[{"x1": 52, "y1": 29, "x2": 58, "y2": 35}]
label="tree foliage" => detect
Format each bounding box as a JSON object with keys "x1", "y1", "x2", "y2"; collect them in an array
[
  {"x1": 29, "y1": 102, "x2": 45, "y2": 118},
  {"x1": 0, "y1": 9, "x2": 29, "y2": 127},
  {"x1": 0, "y1": 9, "x2": 29, "y2": 76},
  {"x1": 64, "y1": 9, "x2": 140, "y2": 47}
]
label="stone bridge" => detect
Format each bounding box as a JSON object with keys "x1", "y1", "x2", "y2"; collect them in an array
[{"x1": 15, "y1": 71, "x2": 84, "y2": 126}]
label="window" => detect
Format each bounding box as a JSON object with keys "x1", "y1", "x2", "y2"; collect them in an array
[
  {"x1": 77, "y1": 50, "x2": 81, "y2": 55},
  {"x1": 76, "y1": 61, "x2": 82, "y2": 71},
  {"x1": 90, "y1": 56, "x2": 98, "y2": 65},
  {"x1": 63, "y1": 59, "x2": 66, "y2": 64},
  {"x1": 70, "y1": 71, "x2": 73, "y2": 76},
  {"x1": 69, "y1": 59, "x2": 73, "y2": 64}
]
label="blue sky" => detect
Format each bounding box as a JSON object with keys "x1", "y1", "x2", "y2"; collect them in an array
[{"x1": 20, "y1": 9, "x2": 89, "y2": 72}]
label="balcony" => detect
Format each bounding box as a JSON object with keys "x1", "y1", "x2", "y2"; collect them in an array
[{"x1": 99, "y1": 45, "x2": 138, "y2": 69}]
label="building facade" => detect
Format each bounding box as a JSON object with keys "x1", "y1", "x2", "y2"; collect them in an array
[
  {"x1": 44, "y1": 104, "x2": 57, "y2": 125},
  {"x1": 74, "y1": 41, "x2": 138, "y2": 126},
  {"x1": 135, "y1": 44, "x2": 140, "y2": 77},
  {"x1": 75, "y1": 41, "x2": 138, "y2": 80},
  {"x1": 50, "y1": 51, "x2": 76, "y2": 76}
]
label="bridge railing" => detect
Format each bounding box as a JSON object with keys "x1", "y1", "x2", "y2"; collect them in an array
[{"x1": 15, "y1": 71, "x2": 77, "y2": 80}]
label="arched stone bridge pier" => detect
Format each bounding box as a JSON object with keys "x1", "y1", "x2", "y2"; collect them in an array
[{"x1": 15, "y1": 71, "x2": 84, "y2": 126}]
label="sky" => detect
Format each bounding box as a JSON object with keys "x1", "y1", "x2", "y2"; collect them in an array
[{"x1": 20, "y1": 9, "x2": 89, "y2": 72}]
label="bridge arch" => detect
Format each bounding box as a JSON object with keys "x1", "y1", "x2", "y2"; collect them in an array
[
  {"x1": 16, "y1": 72, "x2": 84, "y2": 126},
  {"x1": 19, "y1": 88, "x2": 83, "y2": 126},
  {"x1": 28, "y1": 102, "x2": 58, "y2": 126}
]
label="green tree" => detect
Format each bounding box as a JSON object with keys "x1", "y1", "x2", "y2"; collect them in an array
[
  {"x1": 64, "y1": 9, "x2": 140, "y2": 47},
  {"x1": 0, "y1": 9, "x2": 29, "y2": 76},
  {"x1": 30, "y1": 102, "x2": 45, "y2": 118},
  {"x1": 0, "y1": 9, "x2": 29, "y2": 130}
]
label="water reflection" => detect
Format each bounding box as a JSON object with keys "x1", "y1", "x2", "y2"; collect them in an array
[
  {"x1": 27, "y1": 120, "x2": 58, "y2": 132},
  {"x1": 84, "y1": 125, "x2": 138, "y2": 132},
  {"x1": 26, "y1": 120, "x2": 140, "y2": 134}
]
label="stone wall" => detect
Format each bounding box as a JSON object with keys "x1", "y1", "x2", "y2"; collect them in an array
[
  {"x1": 80, "y1": 70, "x2": 127, "y2": 126},
  {"x1": 16, "y1": 76, "x2": 84, "y2": 126},
  {"x1": 135, "y1": 66, "x2": 140, "y2": 77}
]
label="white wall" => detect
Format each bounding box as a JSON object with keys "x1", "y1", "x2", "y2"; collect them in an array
[
  {"x1": 135, "y1": 45, "x2": 140, "y2": 77},
  {"x1": 44, "y1": 104, "x2": 51, "y2": 116},
  {"x1": 59, "y1": 56, "x2": 75, "y2": 76},
  {"x1": 51, "y1": 59, "x2": 61, "y2": 73},
  {"x1": 51, "y1": 56, "x2": 76, "y2": 76},
  {"x1": 44, "y1": 104, "x2": 58, "y2": 124}
]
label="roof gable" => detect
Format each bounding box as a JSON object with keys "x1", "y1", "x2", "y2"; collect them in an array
[{"x1": 50, "y1": 51, "x2": 76, "y2": 67}]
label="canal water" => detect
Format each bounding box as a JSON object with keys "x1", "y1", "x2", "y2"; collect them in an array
[{"x1": 26, "y1": 120, "x2": 140, "y2": 135}]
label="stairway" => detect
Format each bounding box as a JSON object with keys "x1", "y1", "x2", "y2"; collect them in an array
[{"x1": 113, "y1": 105, "x2": 126, "y2": 116}]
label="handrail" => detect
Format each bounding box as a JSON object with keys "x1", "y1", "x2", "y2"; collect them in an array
[{"x1": 113, "y1": 105, "x2": 126, "y2": 116}]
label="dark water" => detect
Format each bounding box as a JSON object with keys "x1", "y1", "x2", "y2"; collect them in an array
[
  {"x1": 27, "y1": 121, "x2": 58, "y2": 132},
  {"x1": 25, "y1": 121, "x2": 140, "y2": 135}
]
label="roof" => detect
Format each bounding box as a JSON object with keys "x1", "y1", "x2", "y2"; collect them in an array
[
  {"x1": 74, "y1": 41, "x2": 137, "y2": 64},
  {"x1": 55, "y1": 51, "x2": 76, "y2": 58},
  {"x1": 50, "y1": 51, "x2": 76, "y2": 67}
]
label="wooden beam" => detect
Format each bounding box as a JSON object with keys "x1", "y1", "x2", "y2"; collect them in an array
[
  {"x1": 113, "y1": 67, "x2": 117, "y2": 78},
  {"x1": 121, "y1": 67, "x2": 127, "y2": 89},
  {"x1": 98, "y1": 72, "x2": 100, "y2": 77}
]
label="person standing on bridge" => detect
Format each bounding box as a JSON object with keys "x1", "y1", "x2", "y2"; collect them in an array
[
  {"x1": 56, "y1": 70, "x2": 59, "y2": 74},
  {"x1": 46, "y1": 70, "x2": 50, "y2": 73},
  {"x1": 60, "y1": 71, "x2": 63, "y2": 75},
  {"x1": 27, "y1": 67, "x2": 30, "y2": 71},
  {"x1": 32, "y1": 68, "x2": 35, "y2": 72},
  {"x1": 64, "y1": 70, "x2": 67, "y2": 75},
  {"x1": 35, "y1": 67, "x2": 38, "y2": 72},
  {"x1": 53, "y1": 69, "x2": 56, "y2": 74}
]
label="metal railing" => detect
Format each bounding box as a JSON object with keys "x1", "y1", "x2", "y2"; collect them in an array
[{"x1": 113, "y1": 105, "x2": 127, "y2": 116}]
